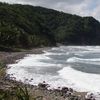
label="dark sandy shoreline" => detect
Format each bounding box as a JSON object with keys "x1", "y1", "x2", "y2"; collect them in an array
[
  {"x1": 0, "y1": 47, "x2": 87, "y2": 100},
  {"x1": 0, "y1": 47, "x2": 50, "y2": 65}
]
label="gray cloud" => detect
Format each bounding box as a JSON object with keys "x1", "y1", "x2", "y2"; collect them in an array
[
  {"x1": 10, "y1": 0, "x2": 83, "y2": 5},
  {"x1": 0, "y1": 0, "x2": 100, "y2": 21}
]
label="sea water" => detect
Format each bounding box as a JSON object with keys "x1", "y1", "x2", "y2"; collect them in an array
[{"x1": 7, "y1": 46, "x2": 100, "y2": 99}]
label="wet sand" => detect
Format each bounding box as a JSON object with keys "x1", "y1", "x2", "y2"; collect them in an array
[{"x1": 0, "y1": 47, "x2": 49, "y2": 64}]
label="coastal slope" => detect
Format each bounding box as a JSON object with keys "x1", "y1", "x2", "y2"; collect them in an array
[{"x1": 0, "y1": 2, "x2": 100, "y2": 50}]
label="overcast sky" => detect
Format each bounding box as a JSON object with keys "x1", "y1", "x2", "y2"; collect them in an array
[{"x1": 0, "y1": 0, "x2": 100, "y2": 21}]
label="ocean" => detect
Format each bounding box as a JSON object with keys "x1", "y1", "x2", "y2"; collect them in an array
[{"x1": 7, "y1": 46, "x2": 100, "y2": 99}]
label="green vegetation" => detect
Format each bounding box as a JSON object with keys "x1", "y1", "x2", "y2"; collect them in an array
[
  {"x1": 0, "y1": 85, "x2": 30, "y2": 100},
  {"x1": 0, "y1": 2, "x2": 100, "y2": 50},
  {"x1": 0, "y1": 62, "x2": 5, "y2": 68},
  {"x1": 0, "y1": 61, "x2": 6, "y2": 78}
]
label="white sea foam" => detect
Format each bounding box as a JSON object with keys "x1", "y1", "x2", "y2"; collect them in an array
[
  {"x1": 58, "y1": 66, "x2": 100, "y2": 100},
  {"x1": 8, "y1": 54, "x2": 56, "y2": 68},
  {"x1": 58, "y1": 66, "x2": 100, "y2": 92},
  {"x1": 67, "y1": 57, "x2": 100, "y2": 65},
  {"x1": 7, "y1": 64, "x2": 71, "y2": 89}
]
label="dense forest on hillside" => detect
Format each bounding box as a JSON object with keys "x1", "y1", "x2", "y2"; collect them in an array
[{"x1": 0, "y1": 2, "x2": 100, "y2": 50}]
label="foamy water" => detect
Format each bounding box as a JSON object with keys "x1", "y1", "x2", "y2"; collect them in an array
[{"x1": 7, "y1": 46, "x2": 100, "y2": 99}]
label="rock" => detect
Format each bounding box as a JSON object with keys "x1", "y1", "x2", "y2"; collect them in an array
[
  {"x1": 85, "y1": 93, "x2": 96, "y2": 100},
  {"x1": 61, "y1": 87, "x2": 69, "y2": 94},
  {"x1": 38, "y1": 82, "x2": 49, "y2": 90}
]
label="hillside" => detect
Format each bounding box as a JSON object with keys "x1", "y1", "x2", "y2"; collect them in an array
[{"x1": 0, "y1": 2, "x2": 100, "y2": 50}]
